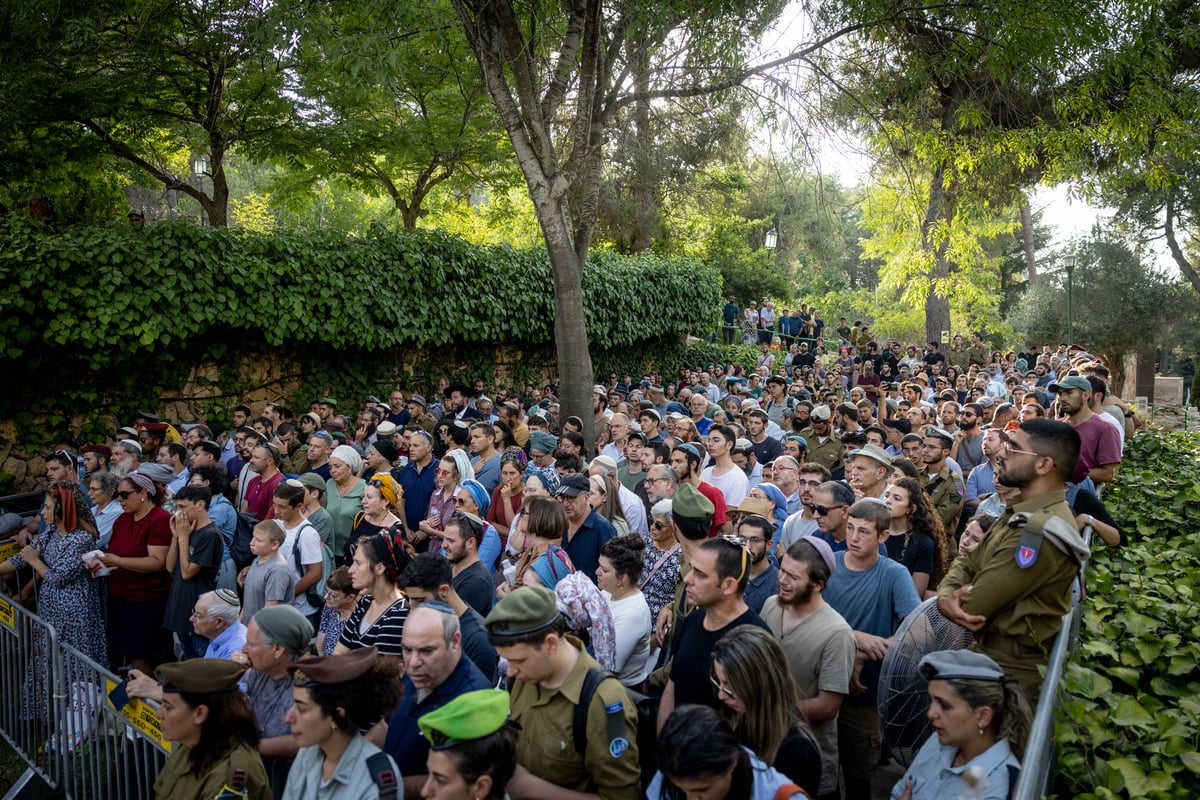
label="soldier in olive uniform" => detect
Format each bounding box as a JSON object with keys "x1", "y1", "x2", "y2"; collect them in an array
[
  {"x1": 486, "y1": 586, "x2": 641, "y2": 800},
  {"x1": 938, "y1": 420, "x2": 1088, "y2": 705},
  {"x1": 797, "y1": 404, "x2": 843, "y2": 474},
  {"x1": 967, "y1": 333, "x2": 990, "y2": 367},
  {"x1": 153, "y1": 659, "x2": 271, "y2": 800},
  {"x1": 919, "y1": 427, "x2": 966, "y2": 536}
]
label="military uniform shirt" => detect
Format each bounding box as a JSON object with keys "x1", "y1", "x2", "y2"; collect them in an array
[
  {"x1": 154, "y1": 741, "x2": 270, "y2": 800},
  {"x1": 507, "y1": 637, "x2": 640, "y2": 800},
  {"x1": 921, "y1": 465, "x2": 965, "y2": 536}
]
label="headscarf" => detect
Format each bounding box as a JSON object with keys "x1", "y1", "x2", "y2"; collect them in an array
[
  {"x1": 125, "y1": 471, "x2": 155, "y2": 495},
  {"x1": 445, "y1": 449, "x2": 475, "y2": 483},
  {"x1": 49, "y1": 481, "x2": 95, "y2": 535},
  {"x1": 460, "y1": 479, "x2": 491, "y2": 516},
  {"x1": 366, "y1": 529, "x2": 413, "y2": 583},
  {"x1": 500, "y1": 446, "x2": 527, "y2": 471},
  {"x1": 369, "y1": 438, "x2": 398, "y2": 464},
  {"x1": 253, "y1": 605, "x2": 314, "y2": 655},
  {"x1": 753, "y1": 482, "x2": 789, "y2": 539},
  {"x1": 330, "y1": 444, "x2": 363, "y2": 475},
  {"x1": 524, "y1": 464, "x2": 561, "y2": 495},
  {"x1": 369, "y1": 473, "x2": 403, "y2": 506}
]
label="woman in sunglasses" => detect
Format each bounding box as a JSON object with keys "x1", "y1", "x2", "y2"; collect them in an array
[
  {"x1": 710, "y1": 626, "x2": 821, "y2": 797},
  {"x1": 335, "y1": 529, "x2": 412, "y2": 657},
  {"x1": 346, "y1": 474, "x2": 403, "y2": 563},
  {"x1": 642, "y1": 499, "x2": 682, "y2": 628},
  {"x1": 891, "y1": 650, "x2": 1030, "y2": 800},
  {"x1": 99, "y1": 471, "x2": 174, "y2": 674}
]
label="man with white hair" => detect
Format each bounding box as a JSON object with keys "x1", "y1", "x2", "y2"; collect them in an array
[
  {"x1": 590, "y1": 455, "x2": 649, "y2": 535},
  {"x1": 110, "y1": 440, "x2": 141, "y2": 477},
  {"x1": 192, "y1": 588, "x2": 247, "y2": 659}
]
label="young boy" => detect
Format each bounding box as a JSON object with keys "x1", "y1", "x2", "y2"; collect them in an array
[
  {"x1": 823, "y1": 498, "x2": 920, "y2": 800},
  {"x1": 239, "y1": 520, "x2": 296, "y2": 623}
]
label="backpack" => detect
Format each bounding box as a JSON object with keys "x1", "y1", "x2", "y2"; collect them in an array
[
  {"x1": 286, "y1": 521, "x2": 334, "y2": 608},
  {"x1": 574, "y1": 666, "x2": 658, "y2": 788},
  {"x1": 230, "y1": 511, "x2": 259, "y2": 570}
]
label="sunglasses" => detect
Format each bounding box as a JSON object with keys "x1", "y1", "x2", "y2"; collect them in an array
[
  {"x1": 808, "y1": 503, "x2": 846, "y2": 516},
  {"x1": 116, "y1": 490, "x2": 140, "y2": 500},
  {"x1": 717, "y1": 534, "x2": 750, "y2": 583}
]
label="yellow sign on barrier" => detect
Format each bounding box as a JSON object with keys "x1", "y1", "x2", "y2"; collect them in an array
[
  {"x1": 0, "y1": 595, "x2": 13, "y2": 632},
  {"x1": 105, "y1": 679, "x2": 173, "y2": 753},
  {"x1": 0, "y1": 540, "x2": 19, "y2": 561}
]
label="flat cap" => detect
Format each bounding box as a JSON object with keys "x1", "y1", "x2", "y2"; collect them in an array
[
  {"x1": 295, "y1": 472, "x2": 327, "y2": 492},
  {"x1": 409, "y1": 394, "x2": 427, "y2": 408},
  {"x1": 919, "y1": 649, "x2": 1005, "y2": 682},
  {"x1": 419, "y1": 689, "x2": 510, "y2": 750},
  {"x1": 290, "y1": 646, "x2": 378, "y2": 687},
  {"x1": 849, "y1": 444, "x2": 893, "y2": 468},
  {"x1": 923, "y1": 427, "x2": 955, "y2": 447},
  {"x1": 156, "y1": 658, "x2": 245, "y2": 694},
  {"x1": 672, "y1": 482, "x2": 714, "y2": 519},
  {"x1": 485, "y1": 586, "x2": 561, "y2": 636}
]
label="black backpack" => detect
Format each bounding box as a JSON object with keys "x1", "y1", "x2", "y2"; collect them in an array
[{"x1": 230, "y1": 510, "x2": 259, "y2": 570}]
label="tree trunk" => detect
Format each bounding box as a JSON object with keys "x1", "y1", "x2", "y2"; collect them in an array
[
  {"x1": 1166, "y1": 188, "x2": 1200, "y2": 295},
  {"x1": 921, "y1": 161, "x2": 953, "y2": 343},
  {"x1": 207, "y1": 164, "x2": 229, "y2": 227},
  {"x1": 1020, "y1": 196, "x2": 1037, "y2": 282},
  {"x1": 630, "y1": 42, "x2": 656, "y2": 253}
]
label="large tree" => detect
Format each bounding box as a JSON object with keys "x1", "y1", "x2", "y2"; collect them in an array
[
  {"x1": 449, "y1": 0, "x2": 865, "y2": 437},
  {"x1": 0, "y1": 0, "x2": 301, "y2": 226}
]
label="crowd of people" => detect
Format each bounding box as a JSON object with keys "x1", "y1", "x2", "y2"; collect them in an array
[{"x1": 0, "y1": 325, "x2": 1144, "y2": 800}]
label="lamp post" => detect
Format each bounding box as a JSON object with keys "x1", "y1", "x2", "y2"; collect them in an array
[
  {"x1": 190, "y1": 154, "x2": 209, "y2": 225},
  {"x1": 1063, "y1": 254, "x2": 1076, "y2": 345},
  {"x1": 764, "y1": 228, "x2": 778, "y2": 250}
]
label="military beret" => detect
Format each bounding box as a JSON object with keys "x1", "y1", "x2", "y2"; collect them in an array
[
  {"x1": 156, "y1": 658, "x2": 245, "y2": 694},
  {"x1": 419, "y1": 689, "x2": 510, "y2": 750},
  {"x1": 136, "y1": 410, "x2": 161, "y2": 422},
  {"x1": 143, "y1": 422, "x2": 168, "y2": 434},
  {"x1": 290, "y1": 647, "x2": 378, "y2": 687},
  {"x1": 672, "y1": 482, "x2": 714, "y2": 519},
  {"x1": 317, "y1": 397, "x2": 338, "y2": 407},
  {"x1": 82, "y1": 444, "x2": 112, "y2": 457},
  {"x1": 919, "y1": 649, "x2": 1005, "y2": 682},
  {"x1": 485, "y1": 586, "x2": 561, "y2": 636}
]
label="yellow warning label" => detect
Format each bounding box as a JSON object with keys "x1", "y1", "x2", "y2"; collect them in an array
[
  {"x1": 0, "y1": 595, "x2": 13, "y2": 632},
  {"x1": 0, "y1": 541, "x2": 19, "y2": 561},
  {"x1": 105, "y1": 679, "x2": 173, "y2": 752}
]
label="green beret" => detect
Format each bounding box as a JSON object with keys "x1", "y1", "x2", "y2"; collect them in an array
[
  {"x1": 485, "y1": 586, "x2": 560, "y2": 636},
  {"x1": 418, "y1": 689, "x2": 510, "y2": 750},
  {"x1": 156, "y1": 659, "x2": 245, "y2": 694},
  {"x1": 318, "y1": 396, "x2": 338, "y2": 407},
  {"x1": 290, "y1": 647, "x2": 378, "y2": 687},
  {"x1": 672, "y1": 482, "x2": 714, "y2": 519}
]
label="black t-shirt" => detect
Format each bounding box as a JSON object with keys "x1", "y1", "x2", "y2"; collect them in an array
[
  {"x1": 774, "y1": 723, "x2": 823, "y2": 798},
  {"x1": 452, "y1": 560, "x2": 494, "y2": 616},
  {"x1": 751, "y1": 436, "x2": 782, "y2": 467},
  {"x1": 459, "y1": 606, "x2": 499, "y2": 685},
  {"x1": 884, "y1": 531, "x2": 935, "y2": 578},
  {"x1": 792, "y1": 353, "x2": 816, "y2": 370},
  {"x1": 923, "y1": 351, "x2": 946, "y2": 367},
  {"x1": 669, "y1": 608, "x2": 770, "y2": 709}
]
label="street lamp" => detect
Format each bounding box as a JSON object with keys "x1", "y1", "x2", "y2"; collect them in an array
[
  {"x1": 190, "y1": 154, "x2": 209, "y2": 177},
  {"x1": 1063, "y1": 254, "x2": 1076, "y2": 345},
  {"x1": 764, "y1": 228, "x2": 778, "y2": 250}
]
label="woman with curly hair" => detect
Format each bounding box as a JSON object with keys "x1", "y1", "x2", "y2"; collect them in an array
[
  {"x1": 283, "y1": 648, "x2": 403, "y2": 800},
  {"x1": 882, "y1": 477, "x2": 949, "y2": 598}
]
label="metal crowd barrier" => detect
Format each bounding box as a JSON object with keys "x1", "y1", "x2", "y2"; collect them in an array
[
  {"x1": 1012, "y1": 525, "x2": 1094, "y2": 800},
  {"x1": 0, "y1": 593, "x2": 171, "y2": 799}
]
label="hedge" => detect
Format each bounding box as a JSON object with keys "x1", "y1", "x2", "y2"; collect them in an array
[
  {"x1": 0, "y1": 216, "x2": 722, "y2": 437},
  {"x1": 1053, "y1": 429, "x2": 1200, "y2": 799}
]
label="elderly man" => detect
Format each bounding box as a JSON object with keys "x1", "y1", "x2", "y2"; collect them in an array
[
  {"x1": 382, "y1": 603, "x2": 492, "y2": 798},
  {"x1": 192, "y1": 588, "x2": 247, "y2": 659},
  {"x1": 243, "y1": 604, "x2": 313, "y2": 795}
]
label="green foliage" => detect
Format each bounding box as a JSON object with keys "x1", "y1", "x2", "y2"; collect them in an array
[
  {"x1": 1054, "y1": 430, "x2": 1200, "y2": 799},
  {"x1": 0, "y1": 216, "x2": 720, "y2": 442}
]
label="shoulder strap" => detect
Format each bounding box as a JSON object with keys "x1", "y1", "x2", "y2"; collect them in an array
[
  {"x1": 366, "y1": 752, "x2": 400, "y2": 800},
  {"x1": 573, "y1": 666, "x2": 612, "y2": 756},
  {"x1": 639, "y1": 544, "x2": 680, "y2": 589},
  {"x1": 773, "y1": 784, "x2": 808, "y2": 800},
  {"x1": 1007, "y1": 764, "x2": 1020, "y2": 800}
]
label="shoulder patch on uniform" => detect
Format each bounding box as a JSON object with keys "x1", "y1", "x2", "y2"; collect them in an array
[{"x1": 610, "y1": 737, "x2": 629, "y2": 758}]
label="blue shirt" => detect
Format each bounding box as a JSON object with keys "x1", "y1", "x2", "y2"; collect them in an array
[
  {"x1": 383, "y1": 655, "x2": 492, "y2": 776},
  {"x1": 472, "y1": 453, "x2": 502, "y2": 493},
  {"x1": 204, "y1": 621, "x2": 247, "y2": 660},
  {"x1": 891, "y1": 736, "x2": 1019, "y2": 800},
  {"x1": 966, "y1": 460, "x2": 995, "y2": 502},
  {"x1": 208, "y1": 494, "x2": 238, "y2": 561},
  {"x1": 564, "y1": 509, "x2": 617, "y2": 581},
  {"x1": 397, "y1": 460, "x2": 437, "y2": 532},
  {"x1": 824, "y1": 552, "x2": 919, "y2": 703}
]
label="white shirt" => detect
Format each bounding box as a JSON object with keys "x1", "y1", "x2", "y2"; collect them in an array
[
  {"x1": 700, "y1": 464, "x2": 749, "y2": 507},
  {"x1": 604, "y1": 591, "x2": 653, "y2": 685}
]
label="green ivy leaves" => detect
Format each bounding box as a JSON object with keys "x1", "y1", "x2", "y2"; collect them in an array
[{"x1": 1054, "y1": 430, "x2": 1200, "y2": 800}]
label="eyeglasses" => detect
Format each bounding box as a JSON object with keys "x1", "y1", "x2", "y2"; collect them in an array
[
  {"x1": 116, "y1": 490, "x2": 138, "y2": 500},
  {"x1": 710, "y1": 673, "x2": 738, "y2": 700},
  {"x1": 808, "y1": 503, "x2": 845, "y2": 516},
  {"x1": 453, "y1": 496, "x2": 469, "y2": 506},
  {"x1": 1002, "y1": 441, "x2": 1042, "y2": 458}
]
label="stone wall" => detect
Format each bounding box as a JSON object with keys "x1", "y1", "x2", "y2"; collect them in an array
[{"x1": 0, "y1": 343, "x2": 561, "y2": 494}]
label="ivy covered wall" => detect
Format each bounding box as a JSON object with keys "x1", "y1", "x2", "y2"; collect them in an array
[{"x1": 0, "y1": 217, "x2": 726, "y2": 451}]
